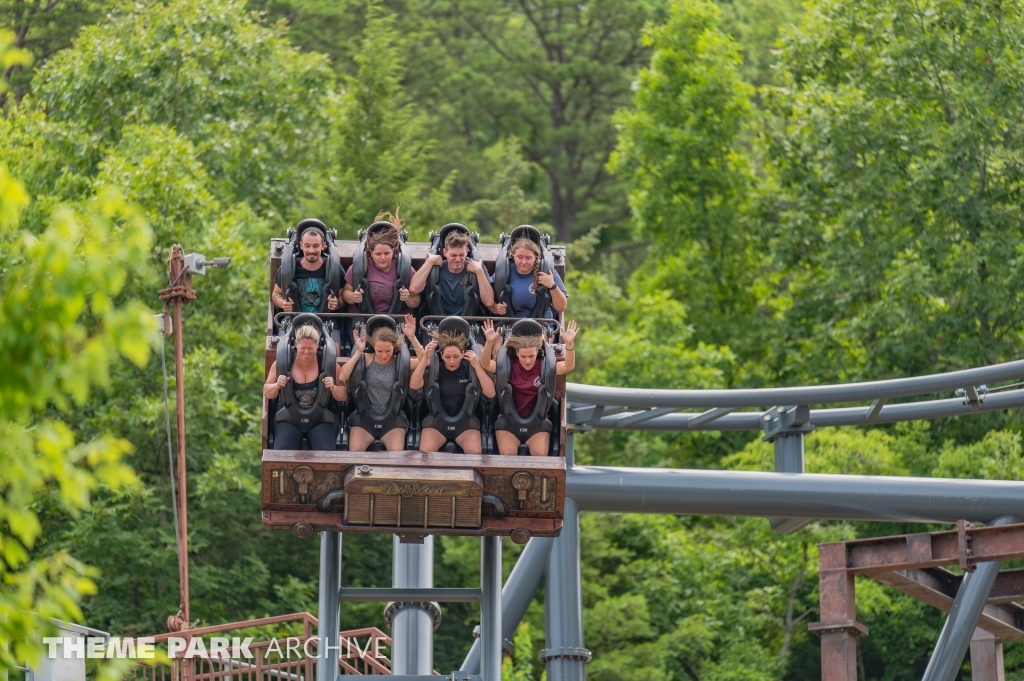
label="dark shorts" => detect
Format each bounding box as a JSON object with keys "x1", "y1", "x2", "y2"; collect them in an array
[
  {"x1": 348, "y1": 410, "x2": 409, "y2": 437},
  {"x1": 274, "y1": 421, "x2": 337, "y2": 450},
  {"x1": 494, "y1": 415, "x2": 552, "y2": 444},
  {"x1": 422, "y1": 415, "x2": 481, "y2": 441}
]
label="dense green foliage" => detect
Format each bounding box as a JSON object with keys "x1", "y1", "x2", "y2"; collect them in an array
[{"x1": 5, "y1": 0, "x2": 1024, "y2": 679}]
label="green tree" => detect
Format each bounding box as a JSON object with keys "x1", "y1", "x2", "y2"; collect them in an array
[
  {"x1": 760, "y1": 0, "x2": 1024, "y2": 387},
  {"x1": 34, "y1": 0, "x2": 336, "y2": 217},
  {"x1": 404, "y1": 0, "x2": 664, "y2": 243},
  {"x1": 0, "y1": 0, "x2": 106, "y2": 106},
  {"x1": 0, "y1": 95, "x2": 154, "y2": 677},
  {"x1": 305, "y1": 3, "x2": 462, "y2": 235},
  {"x1": 609, "y1": 0, "x2": 762, "y2": 351}
]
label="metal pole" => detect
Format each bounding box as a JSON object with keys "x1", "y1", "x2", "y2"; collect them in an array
[
  {"x1": 969, "y1": 629, "x2": 1004, "y2": 681},
  {"x1": 390, "y1": 536, "x2": 435, "y2": 676},
  {"x1": 159, "y1": 245, "x2": 194, "y2": 628},
  {"x1": 543, "y1": 497, "x2": 590, "y2": 681},
  {"x1": 317, "y1": 532, "x2": 342, "y2": 681},
  {"x1": 460, "y1": 537, "x2": 554, "y2": 674},
  {"x1": 480, "y1": 536, "x2": 503, "y2": 681},
  {"x1": 566, "y1": 466, "x2": 1024, "y2": 524},
  {"x1": 769, "y1": 430, "x2": 812, "y2": 534},
  {"x1": 921, "y1": 517, "x2": 1017, "y2": 681}
]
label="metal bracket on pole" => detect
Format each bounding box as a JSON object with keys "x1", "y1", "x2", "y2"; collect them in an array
[
  {"x1": 765, "y1": 406, "x2": 815, "y2": 535},
  {"x1": 956, "y1": 385, "x2": 987, "y2": 411}
]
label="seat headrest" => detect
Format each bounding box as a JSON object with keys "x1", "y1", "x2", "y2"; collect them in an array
[
  {"x1": 290, "y1": 313, "x2": 326, "y2": 340},
  {"x1": 509, "y1": 224, "x2": 542, "y2": 246},
  {"x1": 438, "y1": 316, "x2": 472, "y2": 339},
  {"x1": 365, "y1": 314, "x2": 398, "y2": 338},
  {"x1": 295, "y1": 218, "x2": 328, "y2": 243},
  {"x1": 366, "y1": 221, "x2": 398, "y2": 235},
  {"x1": 510, "y1": 319, "x2": 545, "y2": 339},
  {"x1": 438, "y1": 223, "x2": 470, "y2": 246}
]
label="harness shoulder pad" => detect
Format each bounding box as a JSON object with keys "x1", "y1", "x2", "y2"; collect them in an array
[
  {"x1": 278, "y1": 228, "x2": 298, "y2": 294},
  {"x1": 351, "y1": 228, "x2": 368, "y2": 290}
]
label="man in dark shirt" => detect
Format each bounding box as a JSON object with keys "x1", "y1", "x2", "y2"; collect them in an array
[
  {"x1": 408, "y1": 231, "x2": 497, "y2": 315},
  {"x1": 272, "y1": 227, "x2": 340, "y2": 313}
]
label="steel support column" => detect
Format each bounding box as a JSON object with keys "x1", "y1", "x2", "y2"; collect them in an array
[
  {"x1": 921, "y1": 517, "x2": 1017, "y2": 681},
  {"x1": 317, "y1": 532, "x2": 342, "y2": 681},
  {"x1": 391, "y1": 536, "x2": 435, "y2": 676},
  {"x1": 543, "y1": 496, "x2": 590, "y2": 681},
  {"x1": 811, "y1": 542, "x2": 868, "y2": 681},
  {"x1": 970, "y1": 629, "x2": 1005, "y2": 681},
  {"x1": 461, "y1": 537, "x2": 554, "y2": 674},
  {"x1": 480, "y1": 536, "x2": 503, "y2": 681},
  {"x1": 765, "y1": 405, "x2": 813, "y2": 534}
]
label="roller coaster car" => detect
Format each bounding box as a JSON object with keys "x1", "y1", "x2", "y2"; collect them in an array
[{"x1": 261, "y1": 225, "x2": 568, "y2": 543}]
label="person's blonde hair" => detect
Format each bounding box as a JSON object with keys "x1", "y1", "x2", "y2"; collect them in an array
[
  {"x1": 508, "y1": 238, "x2": 541, "y2": 291},
  {"x1": 428, "y1": 329, "x2": 470, "y2": 353},
  {"x1": 369, "y1": 325, "x2": 402, "y2": 349},
  {"x1": 505, "y1": 334, "x2": 544, "y2": 356},
  {"x1": 294, "y1": 324, "x2": 321, "y2": 344}
]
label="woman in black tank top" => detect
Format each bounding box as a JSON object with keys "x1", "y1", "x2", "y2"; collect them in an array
[
  {"x1": 263, "y1": 325, "x2": 346, "y2": 450},
  {"x1": 411, "y1": 325, "x2": 499, "y2": 453}
]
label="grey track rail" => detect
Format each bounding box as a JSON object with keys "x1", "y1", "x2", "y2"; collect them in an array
[{"x1": 566, "y1": 357, "x2": 1024, "y2": 409}]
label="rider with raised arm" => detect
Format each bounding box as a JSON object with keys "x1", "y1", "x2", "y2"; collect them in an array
[
  {"x1": 484, "y1": 320, "x2": 578, "y2": 456},
  {"x1": 339, "y1": 314, "x2": 425, "y2": 452},
  {"x1": 408, "y1": 318, "x2": 499, "y2": 454},
  {"x1": 264, "y1": 322, "x2": 346, "y2": 450}
]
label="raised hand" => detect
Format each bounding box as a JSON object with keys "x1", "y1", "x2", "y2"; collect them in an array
[
  {"x1": 537, "y1": 269, "x2": 556, "y2": 291},
  {"x1": 353, "y1": 328, "x2": 367, "y2": 353},
  {"x1": 562, "y1": 320, "x2": 578, "y2": 345},
  {"x1": 401, "y1": 313, "x2": 417, "y2": 339},
  {"x1": 482, "y1": 319, "x2": 498, "y2": 343}
]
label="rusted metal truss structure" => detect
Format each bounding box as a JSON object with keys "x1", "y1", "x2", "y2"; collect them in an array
[{"x1": 813, "y1": 520, "x2": 1024, "y2": 681}]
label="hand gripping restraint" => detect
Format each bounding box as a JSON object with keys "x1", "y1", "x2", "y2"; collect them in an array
[
  {"x1": 274, "y1": 314, "x2": 337, "y2": 432},
  {"x1": 495, "y1": 319, "x2": 556, "y2": 442},
  {"x1": 276, "y1": 219, "x2": 342, "y2": 312},
  {"x1": 350, "y1": 222, "x2": 412, "y2": 314},
  {"x1": 347, "y1": 315, "x2": 411, "y2": 436},
  {"x1": 493, "y1": 225, "x2": 555, "y2": 318},
  {"x1": 423, "y1": 316, "x2": 483, "y2": 439},
  {"x1": 425, "y1": 223, "x2": 483, "y2": 316}
]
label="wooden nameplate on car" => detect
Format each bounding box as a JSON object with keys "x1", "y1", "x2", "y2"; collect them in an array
[{"x1": 261, "y1": 450, "x2": 565, "y2": 542}]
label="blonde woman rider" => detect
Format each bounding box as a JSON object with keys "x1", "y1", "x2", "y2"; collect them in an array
[
  {"x1": 493, "y1": 239, "x2": 567, "y2": 318},
  {"x1": 264, "y1": 323, "x2": 346, "y2": 450}
]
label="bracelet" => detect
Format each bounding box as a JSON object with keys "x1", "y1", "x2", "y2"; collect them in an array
[{"x1": 566, "y1": 345, "x2": 575, "y2": 350}]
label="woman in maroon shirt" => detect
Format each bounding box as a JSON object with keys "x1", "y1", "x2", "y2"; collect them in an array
[{"x1": 484, "y1": 320, "x2": 578, "y2": 456}]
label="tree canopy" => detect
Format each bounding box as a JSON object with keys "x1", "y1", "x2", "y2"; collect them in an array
[{"x1": 5, "y1": 0, "x2": 1024, "y2": 678}]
